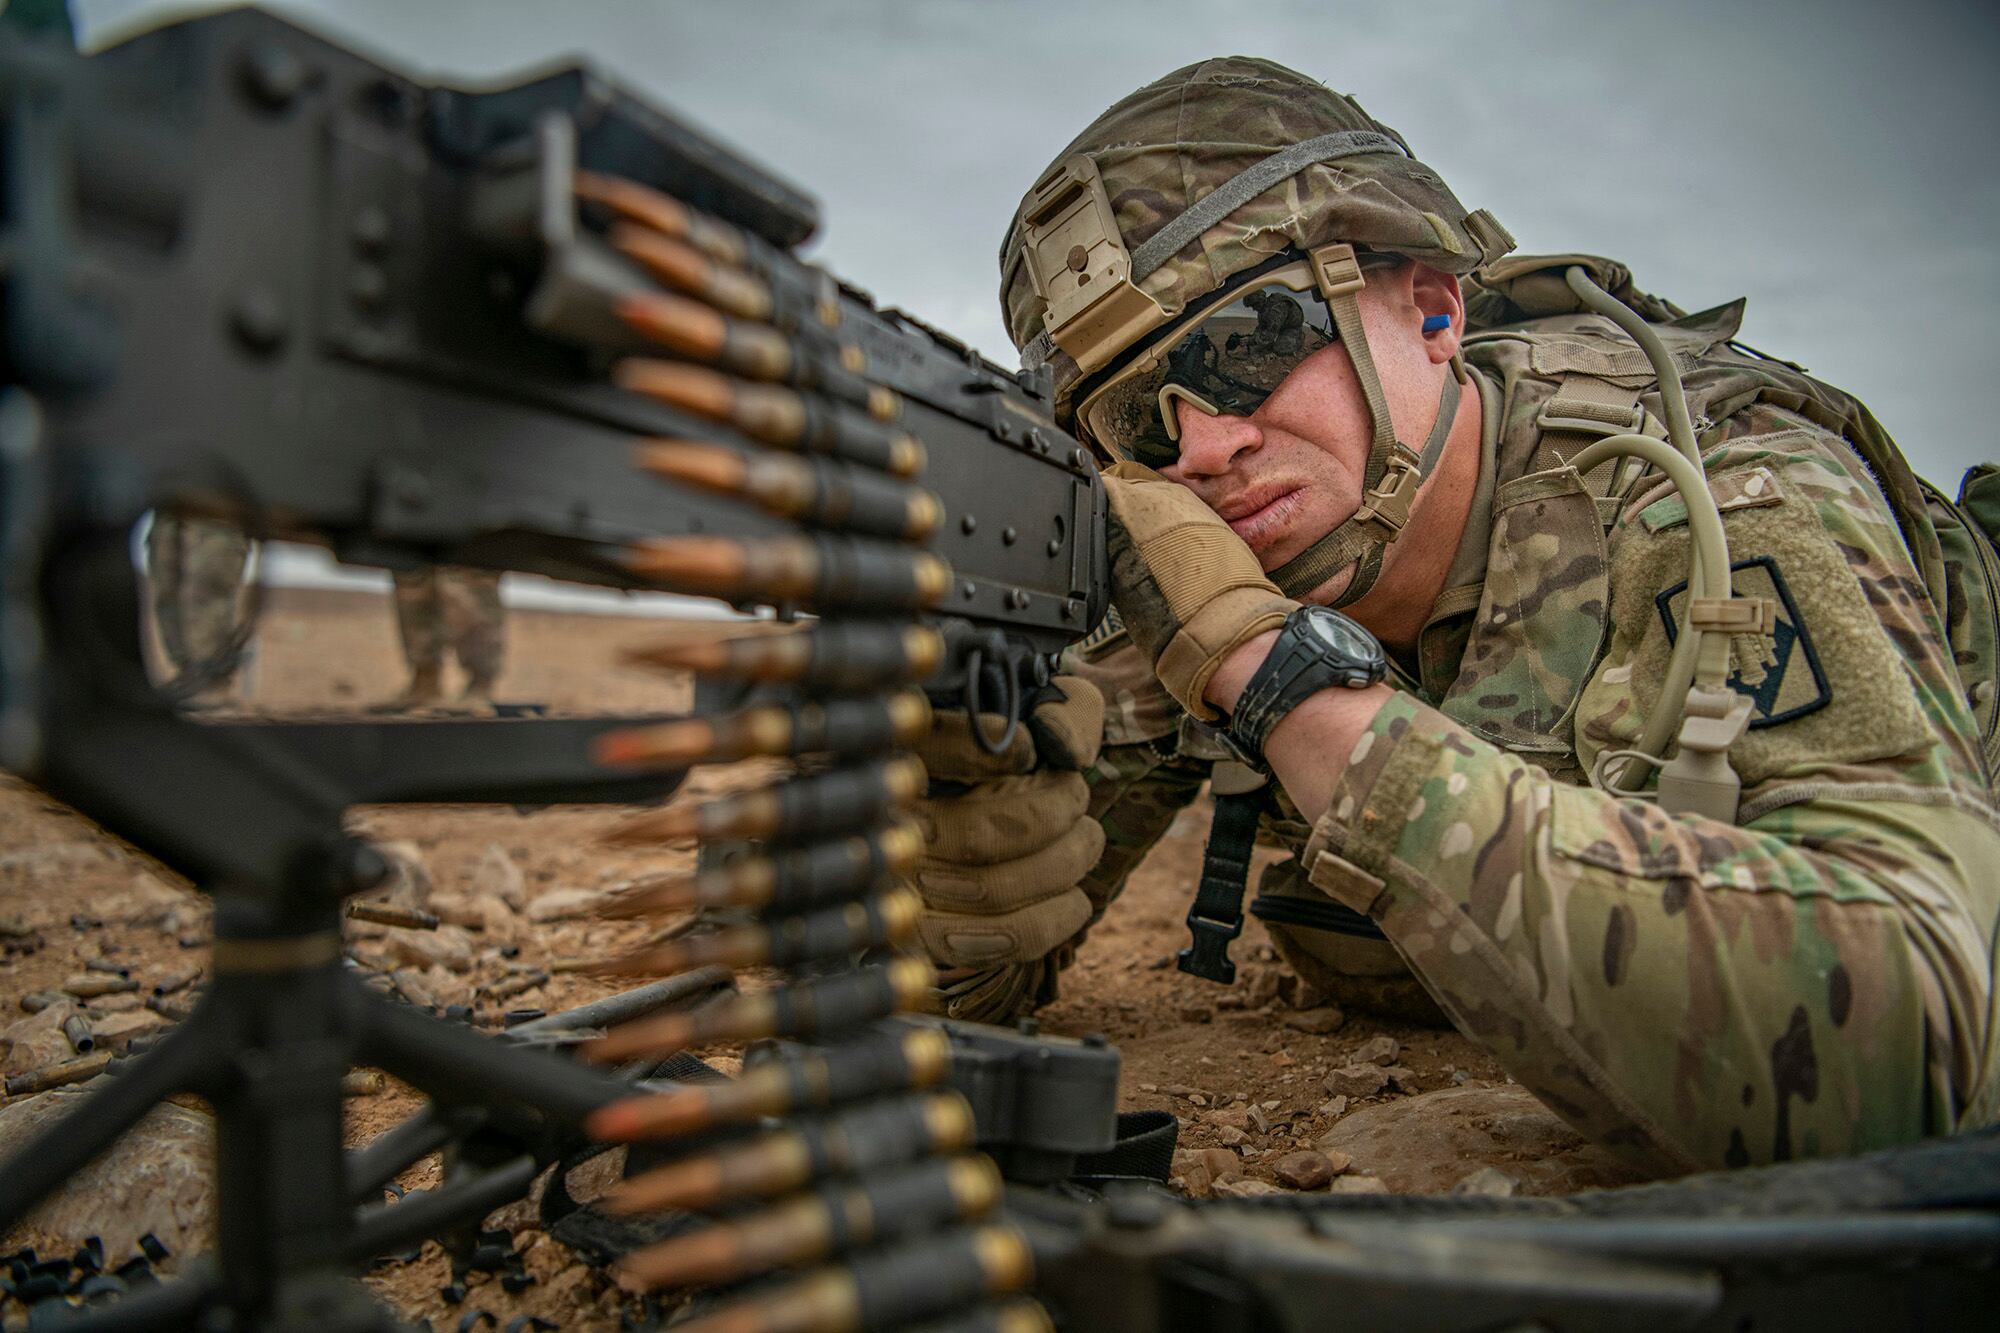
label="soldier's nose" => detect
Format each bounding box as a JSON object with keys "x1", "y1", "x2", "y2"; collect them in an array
[{"x1": 1166, "y1": 403, "x2": 1262, "y2": 479}]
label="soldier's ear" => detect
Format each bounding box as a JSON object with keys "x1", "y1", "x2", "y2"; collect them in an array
[{"x1": 1407, "y1": 264, "x2": 1465, "y2": 367}]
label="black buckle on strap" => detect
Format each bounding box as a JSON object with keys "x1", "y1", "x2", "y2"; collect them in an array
[{"x1": 1177, "y1": 909, "x2": 1245, "y2": 983}]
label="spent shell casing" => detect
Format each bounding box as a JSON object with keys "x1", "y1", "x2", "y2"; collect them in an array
[
  {"x1": 624, "y1": 534, "x2": 950, "y2": 612},
  {"x1": 346, "y1": 901, "x2": 440, "y2": 931},
  {"x1": 83, "y1": 959, "x2": 130, "y2": 977},
  {"x1": 597, "y1": 693, "x2": 931, "y2": 769},
  {"x1": 615, "y1": 361, "x2": 924, "y2": 477},
  {"x1": 669, "y1": 1225, "x2": 1034, "y2": 1333},
  {"x1": 481, "y1": 968, "x2": 549, "y2": 1002},
  {"x1": 575, "y1": 170, "x2": 749, "y2": 266},
  {"x1": 62, "y1": 974, "x2": 138, "y2": 999},
  {"x1": 146, "y1": 994, "x2": 195, "y2": 1022},
  {"x1": 342, "y1": 1069, "x2": 386, "y2": 1097},
  {"x1": 617, "y1": 1153, "x2": 998, "y2": 1290},
  {"x1": 608, "y1": 756, "x2": 927, "y2": 846},
  {"x1": 21, "y1": 990, "x2": 64, "y2": 1014},
  {"x1": 624, "y1": 624, "x2": 943, "y2": 691},
  {"x1": 608, "y1": 1089, "x2": 975, "y2": 1214},
  {"x1": 591, "y1": 956, "x2": 934, "y2": 1060},
  {"x1": 600, "y1": 820, "x2": 922, "y2": 918},
  {"x1": 62, "y1": 1015, "x2": 95, "y2": 1054},
  {"x1": 601, "y1": 888, "x2": 921, "y2": 978},
  {"x1": 639, "y1": 442, "x2": 940, "y2": 542},
  {"x1": 151, "y1": 970, "x2": 199, "y2": 997},
  {"x1": 588, "y1": 1025, "x2": 951, "y2": 1142},
  {"x1": 5, "y1": 1051, "x2": 113, "y2": 1098}
]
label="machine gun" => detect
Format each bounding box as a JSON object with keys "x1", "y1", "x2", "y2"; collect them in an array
[{"x1": 2, "y1": 9, "x2": 1998, "y2": 1333}]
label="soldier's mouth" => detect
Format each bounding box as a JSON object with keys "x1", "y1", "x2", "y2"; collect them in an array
[{"x1": 1220, "y1": 486, "x2": 1304, "y2": 550}]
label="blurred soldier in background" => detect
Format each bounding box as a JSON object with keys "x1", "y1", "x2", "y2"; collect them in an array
[
  {"x1": 383, "y1": 566, "x2": 506, "y2": 709},
  {"x1": 144, "y1": 514, "x2": 255, "y2": 708}
]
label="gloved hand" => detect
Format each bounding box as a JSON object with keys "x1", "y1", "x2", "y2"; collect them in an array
[
  {"x1": 1101, "y1": 461, "x2": 1297, "y2": 720},
  {"x1": 910, "y1": 674, "x2": 1107, "y2": 1023}
]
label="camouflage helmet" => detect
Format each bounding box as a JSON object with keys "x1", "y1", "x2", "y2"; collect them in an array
[{"x1": 998, "y1": 56, "x2": 1514, "y2": 428}]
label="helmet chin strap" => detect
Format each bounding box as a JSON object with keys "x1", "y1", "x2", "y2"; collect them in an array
[{"x1": 1267, "y1": 302, "x2": 1461, "y2": 605}]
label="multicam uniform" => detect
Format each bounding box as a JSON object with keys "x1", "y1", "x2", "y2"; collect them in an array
[
  {"x1": 145, "y1": 514, "x2": 253, "y2": 693},
  {"x1": 389, "y1": 566, "x2": 505, "y2": 697},
  {"x1": 1063, "y1": 290, "x2": 2000, "y2": 1175}
]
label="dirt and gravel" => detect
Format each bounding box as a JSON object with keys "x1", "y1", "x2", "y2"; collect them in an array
[{"x1": 1, "y1": 587, "x2": 1619, "y2": 1328}]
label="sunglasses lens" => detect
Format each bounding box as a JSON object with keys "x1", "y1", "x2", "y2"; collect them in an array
[{"x1": 1082, "y1": 284, "x2": 1336, "y2": 465}]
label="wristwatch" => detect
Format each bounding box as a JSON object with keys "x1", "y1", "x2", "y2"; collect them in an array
[{"x1": 1222, "y1": 605, "x2": 1387, "y2": 767}]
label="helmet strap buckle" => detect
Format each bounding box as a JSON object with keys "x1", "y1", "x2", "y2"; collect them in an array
[
  {"x1": 1309, "y1": 242, "x2": 1367, "y2": 300},
  {"x1": 1351, "y1": 449, "x2": 1422, "y2": 537}
]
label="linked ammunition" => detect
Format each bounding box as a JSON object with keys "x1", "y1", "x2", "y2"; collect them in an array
[
  {"x1": 62, "y1": 974, "x2": 138, "y2": 999},
  {"x1": 608, "y1": 757, "x2": 926, "y2": 845},
  {"x1": 62, "y1": 1015, "x2": 94, "y2": 1054},
  {"x1": 908, "y1": 1301, "x2": 1057, "y2": 1333},
  {"x1": 615, "y1": 360, "x2": 924, "y2": 477},
  {"x1": 602, "y1": 888, "x2": 921, "y2": 978},
  {"x1": 638, "y1": 442, "x2": 939, "y2": 542},
  {"x1": 595, "y1": 693, "x2": 931, "y2": 768},
  {"x1": 624, "y1": 534, "x2": 950, "y2": 613},
  {"x1": 575, "y1": 170, "x2": 750, "y2": 267},
  {"x1": 590, "y1": 957, "x2": 933, "y2": 1060},
  {"x1": 609, "y1": 1090, "x2": 976, "y2": 1214},
  {"x1": 616, "y1": 293, "x2": 893, "y2": 421},
  {"x1": 588, "y1": 1026, "x2": 951, "y2": 1142},
  {"x1": 600, "y1": 821, "x2": 923, "y2": 918},
  {"x1": 4, "y1": 1051, "x2": 113, "y2": 1098},
  {"x1": 669, "y1": 1225, "x2": 1034, "y2": 1333},
  {"x1": 623, "y1": 624, "x2": 943, "y2": 692},
  {"x1": 617, "y1": 1154, "x2": 999, "y2": 1290},
  {"x1": 346, "y1": 901, "x2": 441, "y2": 931}
]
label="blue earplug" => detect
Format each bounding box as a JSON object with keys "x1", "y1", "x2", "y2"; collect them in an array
[{"x1": 1421, "y1": 314, "x2": 1451, "y2": 333}]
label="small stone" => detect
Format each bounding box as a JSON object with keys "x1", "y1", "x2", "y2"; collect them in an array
[
  {"x1": 1238, "y1": 1145, "x2": 1261, "y2": 1159},
  {"x1": 1138, "y1": 1082, "x2": 1159, "y2": 1093},
  {"x1": 1246, "y1": 1106, "x2": 1272, "y2": 1134},
  {"x1": 1245, "y1": 970, "x2": 1283, "y2": 1006},
  {"x1": 1161, "y1": 1084, "x2": 1197, "y2": 1099},
  {"x1": 1260, "y1": 1099, "x2": 1282, "y2": 1111},
  {"x1": 1283, "y1": 1007, "x2": 1346, "y2": 1035},
  {"x1": 1319, "y1": 1095, "x2": 1349, "y2": 1119},
  {"x1": 1382, "y1": 1065, "x2": 1419, "y2": 1093},
  {"x1": 1196, "y1": 1147, "x2": 1239, "y2": 1180},
  {"x1": 1281, "y1": 975, "x2": 1330, "y2": 1011},
  {"x1": 1351, "y1": 1035, "x2": 1401, "y2": 1066},
  {"x1": 89, "y1": 993, "x2": 143, "y2": 1015},
  {"x1": 1206, "y1": 1106, "x2": 1250, "y2": 1132},
  {"x1": 1270, "y1": 1150, "x2": 1339, "y2": 1190},
  {"x1": 467, "y1": 843, "x2": 525, "y2": 912},
  {"x1": 1452, "y1": 1166, "x2": 1521, "y2": 1197},
  {"x1": 1328, "y1": 1174, "x2": 1391, "y2": 1194},
  {"x1": 1215, "y1": 1125, "x2": 1247, "y2": 1146},
  {"x1": 1452, "y1": 1069, "x2": 1473, "y2": 1086},
  {"x1": 1177, "y1": 1004, "x2": 1213, "y2": 1024},
  {"x1": 388, "y1": 924, "x2": 476, "y2": 973},
  {"x1": 3, "y1": 1000, "x2": 80, "y2": 1074},
  {"x1": 1324, "y1": 1064, "x2": 1391, "y2": 1099},
  {"x1": 1313, "y1": 1145, "x2": 1355, "y2": 1174},
  {"x1": 1270, "y1": 1051, "x2": 1296, "y2": 1068},
  {"x1": 1213, "y1": 1178, "x2": 1282, "y2": 1198},
  {"x1": 90, "y1": 1011, "x2": 164, "y2": 1051},
  {"x1": 1188, "y1": 1093, "x2": 1209, "y2": 1107}
]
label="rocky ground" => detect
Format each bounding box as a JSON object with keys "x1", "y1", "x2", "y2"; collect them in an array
[{"x1": 0, "y1": 588, "x2": 1637, "y2": 1329}]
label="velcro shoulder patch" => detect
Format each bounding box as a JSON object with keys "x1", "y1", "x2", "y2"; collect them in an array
[
  {"x1": 1641, "y1": 465, "x2": 1785, "y2": 533},
  {"x1": 1656, "y1": 556, "x2": 1828, "y2": 727}
]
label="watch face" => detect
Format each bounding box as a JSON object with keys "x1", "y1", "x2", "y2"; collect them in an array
[{"x1": 1300, "y1": 607, "x2": 1382, "y2": 663}]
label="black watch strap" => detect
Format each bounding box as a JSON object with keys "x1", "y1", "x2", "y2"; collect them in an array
[{"x1": 1226, "y1": 607, "x2": 1384, "y2": 765}]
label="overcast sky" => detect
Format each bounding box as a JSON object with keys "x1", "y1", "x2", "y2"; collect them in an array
[{"x1": 73, "y1": 0, "x2": 1999, "y2": 485}]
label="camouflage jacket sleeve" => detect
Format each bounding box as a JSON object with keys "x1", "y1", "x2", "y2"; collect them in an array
[{"x1": 1296, "y1": 424, "x2": 2000, "y2": 1170}]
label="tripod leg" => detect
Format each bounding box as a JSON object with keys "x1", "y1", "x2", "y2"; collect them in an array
[
  {"x1": 354, "y1": 984, "x2": 634, "y2": 1127},
  {"x1": 0, "y1": 1018, "x2": 219, "y2": 1230}
]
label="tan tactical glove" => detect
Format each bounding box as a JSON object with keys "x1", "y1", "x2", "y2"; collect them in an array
[
  {"x1": 1101, "y1": 462, "x2": 1297, "y2": 721},
  {"x1": 910, "y1": 675, "x2": 1107, "y2": 1023}
]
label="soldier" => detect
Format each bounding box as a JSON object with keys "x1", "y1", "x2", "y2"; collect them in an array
[
  {"x1": 144, "y1": 513, "x2": 254, "y2": 707},
  {"x1": 914, "y1": 57, "x2": 2000, "y2": 1174},
  {"x1": 383, "y1": 566, "x2": 506, "y2": 708}
]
